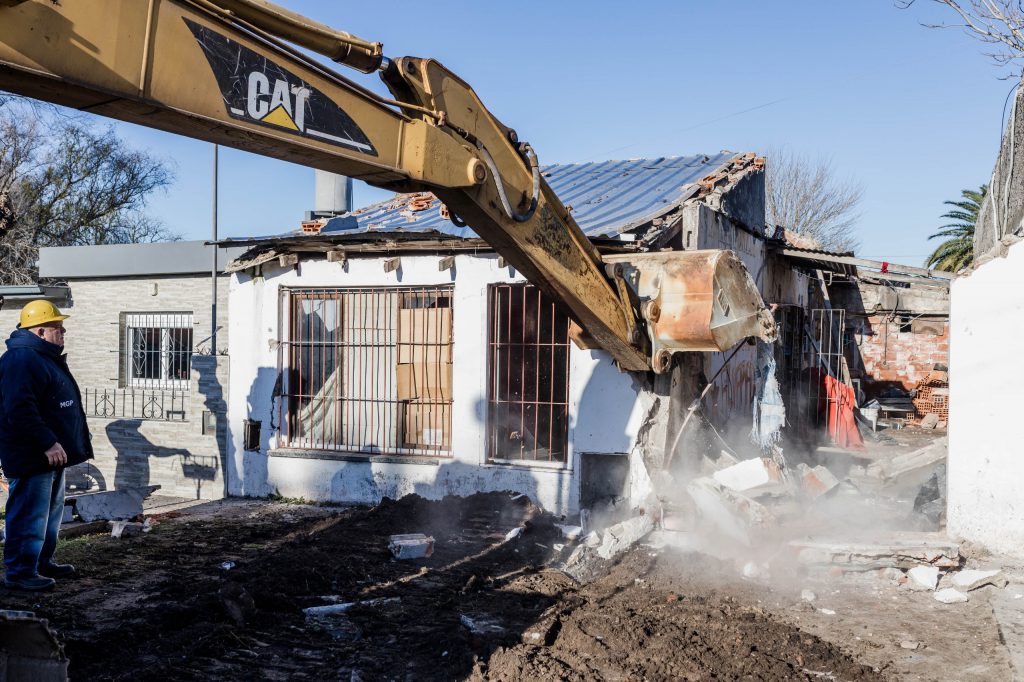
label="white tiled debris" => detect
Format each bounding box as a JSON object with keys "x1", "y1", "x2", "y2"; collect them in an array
[
  {"x1": 934, "y1": 588, "x2": 969, "y2": 604},
  {"x1": 906, "y1": 566, "x2": 940, "y2": 591},
  {"x1": 952, "y1": 569, "x2": 1007, "y2": 591}
]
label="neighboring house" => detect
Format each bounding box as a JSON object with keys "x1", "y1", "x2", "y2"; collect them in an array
[
  {"x1": 774, "y1": 246, "x2": 951, "y2": 429},
  {"x1": 220, "y1": 153, "x2": 813, "y2": 517},
  {"x1": 0, "y1": 241, "x2": 245, "y2": 500}
]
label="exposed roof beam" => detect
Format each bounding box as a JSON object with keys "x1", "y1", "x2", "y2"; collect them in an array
[{"x1": 777, "y1": 248, "x2": 953, "y2": 280}]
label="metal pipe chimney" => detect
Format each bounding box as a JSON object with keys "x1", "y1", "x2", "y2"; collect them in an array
[{"x1": 314, "y1": 170, "x2": 353, "y2": 215}]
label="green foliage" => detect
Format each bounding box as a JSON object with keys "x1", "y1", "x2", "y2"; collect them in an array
[{"x1": 925, "y1": 185, "x2": 987, "y2": 272}]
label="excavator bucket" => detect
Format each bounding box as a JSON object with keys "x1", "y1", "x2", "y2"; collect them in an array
[{"x1": 605, "y1": 250, "x2": 778, "y2": 373}]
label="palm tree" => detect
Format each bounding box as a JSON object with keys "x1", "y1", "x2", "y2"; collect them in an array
[{"x1": 925, "y1": 185, "x2": 987, "y2": 272}]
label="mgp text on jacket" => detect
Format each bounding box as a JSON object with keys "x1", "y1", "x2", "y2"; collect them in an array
[{"x1": 0, "y1": 328, "x2": 93, "y2": 478}]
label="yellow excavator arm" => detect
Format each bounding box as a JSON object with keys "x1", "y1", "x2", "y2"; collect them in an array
[{"x1": 0, "y1": 0, "x2": 775, "y2": 371}]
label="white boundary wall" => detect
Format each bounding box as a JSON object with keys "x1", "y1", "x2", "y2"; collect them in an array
[
  {"x1": 226, "y1": 254, "x2": 650, "y2": 516},
  {"x1": 948, "y1": 239, "x2": 1024, "y2": 558}
]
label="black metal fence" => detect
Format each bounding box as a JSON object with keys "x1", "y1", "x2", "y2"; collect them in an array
[{"x1": 82, "y1": 387, "x2": 189, "y2": 422}]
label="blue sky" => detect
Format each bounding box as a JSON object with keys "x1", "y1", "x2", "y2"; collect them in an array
[{"x1": 103, "y1": 1, "x2": 1014, "y2": 265}]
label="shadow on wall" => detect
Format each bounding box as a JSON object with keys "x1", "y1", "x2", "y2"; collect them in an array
[
  {"x1": 193, "y1": 355, "x2": 229, "y2": 498},
  {"x1": 105, "y1": 419, "x2": 216, "y2": 500},
  {"x1": 239, "y1": 366, "x2": 280, "y2": 497}
]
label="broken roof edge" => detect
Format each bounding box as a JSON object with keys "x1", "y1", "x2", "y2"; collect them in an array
[{"x1": 773, "y1": 244, "x2": 953, "y2": 287}]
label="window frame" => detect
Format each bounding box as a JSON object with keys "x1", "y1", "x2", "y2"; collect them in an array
[
  {"x1": 119, "y1": 312, "x2": 195, "y2": 390},
  {"x1": 485, "y1": 283, "x2": 571, "y2": 466},
  {"x1": 279, "y1": 286, "x2": 454, "y2": 457}
]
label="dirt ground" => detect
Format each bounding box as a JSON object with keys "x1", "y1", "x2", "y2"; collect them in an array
[{"x1": 0, "y1": 492, "x2": 893, "y2": 682}]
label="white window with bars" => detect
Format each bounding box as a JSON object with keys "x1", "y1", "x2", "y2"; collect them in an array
[
  {"x1": 281, "y1": 286, "x2": 453, "y2": 456},
  {"x1": 120, "y1": 312, "x2": 194, "y2": 389}
]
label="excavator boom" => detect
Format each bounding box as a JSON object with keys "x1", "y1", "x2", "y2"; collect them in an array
[{"x1": 0, "y1": 0, "x2": 775, "y2": 371}]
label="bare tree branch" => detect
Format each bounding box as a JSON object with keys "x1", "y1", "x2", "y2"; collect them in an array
[
  {"x1": 765, "y1": 148, "x2": 864, "y2": 253},
  {"x1": 0, "y1": 103, "x2": 177, "y2": 284},
  {"x1": 898, "y1": 0, "x2": 1024, "y2": 76}
]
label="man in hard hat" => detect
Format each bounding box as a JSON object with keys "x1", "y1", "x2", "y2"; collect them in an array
[{"x1": 0, "y1": 300, "x2": 92, "y2": 590}]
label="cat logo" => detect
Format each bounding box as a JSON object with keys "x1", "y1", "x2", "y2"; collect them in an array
[{"x1": 185, "y1": 18, "x2": 378, "y2": 157}]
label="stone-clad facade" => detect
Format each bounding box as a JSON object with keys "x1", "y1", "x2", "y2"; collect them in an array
[{"x1": 0, "y1": 243, "x2": 236, "y2": 500}]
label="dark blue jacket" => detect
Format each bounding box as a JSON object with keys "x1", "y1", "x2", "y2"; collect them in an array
[{"x1": 0, "y1": 328, "x2": 93, "y2": 479}]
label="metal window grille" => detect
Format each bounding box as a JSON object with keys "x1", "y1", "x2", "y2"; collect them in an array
[
  {"x1": 281, "y1": 286, "x2": 454, "y2": 456},
  {"x1": 120, "y1": 312, "x2": 194, "y2": 389},
  {"x1": 487, "y1": 284, "x2": 570, "y2": 463},
  {"x1": 804, "y1": 308, "x2": 847, "y2": 430}
]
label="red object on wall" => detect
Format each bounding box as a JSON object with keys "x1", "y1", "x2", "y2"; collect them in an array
[
  {"x1": 824, "y1": 375, "x2": 865, "y2": 450},
  {"x1": 881, "y1": 262, "x2": 889, "y2": 273}
]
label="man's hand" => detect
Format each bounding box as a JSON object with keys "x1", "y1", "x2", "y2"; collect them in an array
[{"x1": 44, "y1": 442, "x2": 67, "y2": 467}]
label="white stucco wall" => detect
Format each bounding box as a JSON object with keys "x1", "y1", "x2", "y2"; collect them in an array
[
  {"x1": 948, "y1": 239, "x2": 1024, "y2": 558},
  {"x1": 226, "y1": 253, "x2": 648, "y2": 517}
]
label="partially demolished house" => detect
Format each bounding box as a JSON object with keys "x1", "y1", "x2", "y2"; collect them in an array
[
  {"x1": 218, "y1": 152, "x2": 954, "y2": 518},
  {"x1": 774, "y1": 245, "x2": 952, "y2": 434},
  {"x1": 221, "y1": 153, "x2": 814, "y2": 515}
]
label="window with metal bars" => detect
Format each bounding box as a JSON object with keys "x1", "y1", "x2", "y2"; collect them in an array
[
  {"x1": 119, "y1": 312, "x2": 194, "y2": 389},
  {"x1": 282, "y1": 286, "x2": 453, "y2": 455},
  {"x1": 487, "y1": 284, "x2": 570, "y2": 463}
]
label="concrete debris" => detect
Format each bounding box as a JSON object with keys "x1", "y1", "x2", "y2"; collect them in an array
[
  {"x1": 913, "y1": 464, "x2": 946, "y2": 526},
  {"x1": 801, "y1": 589, "x2": 817, "y2": 602},
  {"x1": 220, "y1": 561, "x2": 236, "y2": 571},
  {"x1": 934, "y1": 588, "x2": 969, "y2": 604},
  {"x1": 110, "y1": 520, "x2": 148, "y2": 538},
  {"x1": 596, "y1": 514, "x2": 655, "y2": 560},
  {"x1": 906, "y1": 565, "x2": 939, "y2": 591},
  {"x1": 866, "y1": 438, "x2": 947, "y2": 492},
  {"x1": 554, "y1": 524, "x2": 583, "y2": 541},
  {"x1": 459, "y1": 613, "x2": 506, "y2": 638},
  {"x1": 712, "y1": 458, "x2": 785, "y2": 497},
  {"x1": 504, "y1": 527, "x2": 524, "y2": 542},
  {"x1": 900, "y1": 640, "x2": 921, "y2": 650},
  {"x1": 687, "y1": 477, "x2": 775, "y2": 546},
  {"x1": 818, "y1": 608, "x2": 836, "y2": 616},
  {"x1": 790, "y1": 535, "x2": 960, "y2": 571},
  {"x1": 0, "y1": 610, "x2": 68, "y2": 682},
  {"x1": 797, "y1": 464, "x2": 840, "y2": 499},
  {"x1": 304, "y1": 597, "x2": 401, "y2": 618},
  {"x1": 919, "y1": 413, "x2": 940, "y2": 429},
  {"x1": 388, "y1": 533, "x2": 435, "y2": 560},
  {"x1": 71, "y1": 485, "x2": 160, "y2": 522},
  {"x1": 951, "y1": 569, "x2": 1007, "y2": 592},
  {"x1": 583, "y1": 531, "x2": 601, "y2": 548}
]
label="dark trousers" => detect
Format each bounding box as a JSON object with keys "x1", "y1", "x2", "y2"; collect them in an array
[{"x1": 4, "y1": 469, "x2": 65, "y2": 579}]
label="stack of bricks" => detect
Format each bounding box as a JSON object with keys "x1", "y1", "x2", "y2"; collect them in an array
[
  {"x1": 911, "y1": 372, "x2": 949, "y2": 425},
  {"x1": 857, "y1": 316, "x2": 950, "y2": 392}
]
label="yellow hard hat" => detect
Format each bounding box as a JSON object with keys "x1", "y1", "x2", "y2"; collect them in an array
[{"x1": 19, "y1": 300, "x2": 69, "y2": 329}]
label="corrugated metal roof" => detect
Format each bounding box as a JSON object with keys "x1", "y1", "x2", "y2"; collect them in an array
[{"x1": 224, "y1": 152, "x2": 748, "y2": 243}]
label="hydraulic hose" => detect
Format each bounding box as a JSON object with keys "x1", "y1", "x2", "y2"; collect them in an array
[{"x1": 475, "y1": 142, "x2": 540, "y2": 223}]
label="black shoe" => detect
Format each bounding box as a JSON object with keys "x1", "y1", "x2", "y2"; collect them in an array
[
  {"x1": 38, "y1": 562, "x2": 76, "y2": 579},
  {"x1": 4, "y1": 574, "x2": 56, "y2": 591}
]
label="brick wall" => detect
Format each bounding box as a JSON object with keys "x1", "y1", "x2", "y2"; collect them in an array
[{"x1": 854, "y1": 315, "x2": 949, "y2": 393}]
